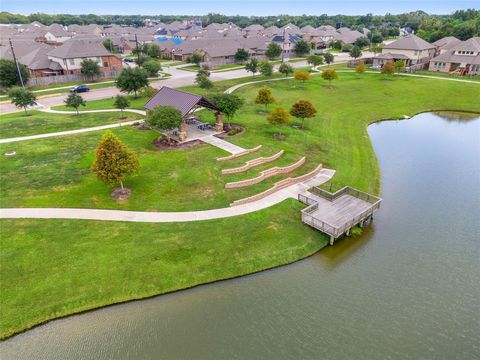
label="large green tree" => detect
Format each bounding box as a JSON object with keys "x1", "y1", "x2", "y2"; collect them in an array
[
  {"x1": 142, "y1": 59, "x2": 161, "y2": 76},
  {"x1": 265, "y1": 42, "x2": 282, "y2": 59},
  {"x1": 349, "y1": 45, "x2": 362, "y2": 59},
  {"x1": 147, "y1": 43, "x2": 161, "y2": 58},
  {"x1": 80, "y1": 59, "x2": 101, "y2": 80},
  {"x1": 7, "y1": 87, "x2": 36, "y2": 113},
  {"x1": 234, "y1": 48, "x2": 250, "y2": 63},
  {"x1": 294, "y1": 40, "x2": 311, "y2": 56},
  {"x1": 91, "y1": 131, "x2": 139, "y2": 192},
  {"x1": 102, "y1": 38, "x2": 114, "y2": 52},
  {"x1": 306, "y1": 54, "x2": 323, "y2": 68},
  {"x1": 322, "y1": 52, "x2": 334, "y2": 66},
  {"x1": 116, "y1": 67, "x2": 149, "y2": 97},
  {"x1": 146, "y1": 105, "x2": 183, "y2": 142},
  {"x1": 190, "y1": 52, "x2": 202, "y2": 66},
  {"x1": 0, "y1": 59, "x2": 30, "y2": 88},
  {"x1": 209, "y1": 93, "x2": 244, "y2": 124},
  {"x1": 259, "y1": 61, "x2": 273, "y2": 77}
]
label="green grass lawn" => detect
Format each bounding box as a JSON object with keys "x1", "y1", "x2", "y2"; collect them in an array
[
  {"x1": 1, "y1": 72, "x2": 479, "y2": 339},
  {"x1": 0, "y1": 111, "x2": 139, "y2": 139},
  {"x1": 0, "y1": 200, "x2": 328, "y2": 339}
]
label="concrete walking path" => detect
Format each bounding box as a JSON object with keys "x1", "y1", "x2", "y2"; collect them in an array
[
  {"x1": 201, "y1": 135, "x2": 246, "y2": 154},
  {"x1": 0, "y1": 169, "x2": 335, "y2": 222},
  {"x1": 0, "y1": 108, "x2": 145, "y2": 144}
]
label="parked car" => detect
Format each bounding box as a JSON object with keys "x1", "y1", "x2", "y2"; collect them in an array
[
  {"x1": 123, "y1": 58, "x2": 134, "y2": 63},
  {"x1": 70, "y1": 85, "x2": 90, "y2": 93}
]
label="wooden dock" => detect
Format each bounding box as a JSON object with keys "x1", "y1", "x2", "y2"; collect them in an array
[{"x1": 298, "y1": 186, "x2": 381, "y2": 245}]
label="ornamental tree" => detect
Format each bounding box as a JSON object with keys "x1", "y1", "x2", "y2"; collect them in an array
[
  {"x1": 278, "y1": 62, "x2": 294, "y2": 77},
  {"x1": 113, "y1": 95, "x2": 130, "y2": 117},
  {"x1": 294, "y1": 70, "x2": 311, "y2": 85},
  {"x1": 322, "y1": 52, "x2": 334, "y2": 66},
  {"x1": 7, "y1": 87, "x2": 37, "y2": 114},
  {"x1": 245, "y1": 58, "x2": 259, "y2": 78},
  {"x1": 0, "y1": 59, "x2": 30, "y2": 88},
  {"x1": 146, "y1": 105, "x2": 183, "y2": 142},
  {"x1": 355, "y1": 60, "x2": 366, "y2": 75},
  {"x1": 80, "y1": 59, "x2": 100, "y2": 81},
  {"x1": 116, "y1": 67, "x2": 149, "y2": 97},
  {"x1": 265, "y1": 42, "x2": 282, "y2": 59},
  {"x1": 306, "y1": 54, "x2": 323, "y2": 68},
  {"x1": 294, "y1": 39, "x2": 311, "y2": 56},
  {"x1": 64, "y1": 92, "x2": 86, "y2": 114},
  {"x1": 321, "y1": 68, "x2": 338, "y2": 87},
  {"x1": 381, "y1": 60, "x2": 395, "y2": 75},
  {"x1": 290, "y1": 99, "x2": 317, "y2": 129},
  {"x1": 255, "y1": 87, "x2": 275, "y2": 111},
  {"x1": 267, "y1": 107, "x2": 290, "y2": 137},
  {"x1": 91, "y1": 131, "x2": 139, "y2": 192},
  {"x1": 259, "y1": 61, "x2": 274, "y2": 77},
  {"x1": 234, "y1": 48, "x2": 250, "y2": 63},
  {"x1": 209, "y1": 93, "x2": 244, "y2": 124}
]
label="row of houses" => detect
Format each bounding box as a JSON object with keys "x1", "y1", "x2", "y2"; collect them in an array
[
  {"x1": 1, "y1": 20, "x2": 369, "y2": 71},
  {"x1": 372, "y1": 34, "x2": 479, "y2": 76}
]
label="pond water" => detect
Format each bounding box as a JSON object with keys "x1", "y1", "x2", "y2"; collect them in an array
[{"x1": 1, "y1": 112, "x2": 479, "y2": 360}]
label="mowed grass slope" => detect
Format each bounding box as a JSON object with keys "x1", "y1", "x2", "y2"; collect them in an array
[
  {"x1": 0, "y1": 111, "x2": 139, "y2": 139},
  {"x1": 0, "y1": 200, "x2": 328, "y2": 339},
  {"x1": 5, "y1": 73, "x2": 479, "y2": 212}
]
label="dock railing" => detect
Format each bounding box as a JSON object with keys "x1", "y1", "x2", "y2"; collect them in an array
[{"x1": 298, "y1": 186, "x2": 382, "y2": 239}]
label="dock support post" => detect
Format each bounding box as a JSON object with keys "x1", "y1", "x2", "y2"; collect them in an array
[{"x1": 330, "y1": 236, "x2": 335, "y2": 245}]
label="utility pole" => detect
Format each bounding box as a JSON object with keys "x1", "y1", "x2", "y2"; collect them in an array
[
  {"x1": 135, "y1": 34, "x2": 140, "y2": 64},
  {"x1": 8, "y1": 38, "x2": 25, "y2": 88}
]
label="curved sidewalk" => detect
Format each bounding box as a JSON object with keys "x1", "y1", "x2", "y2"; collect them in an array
[
  {"x1": 0, "y1": 109, "x2": 145, "y2": 144},
  {"x1": 0, "y1": 168, "x2": 335, "y2": 222}
]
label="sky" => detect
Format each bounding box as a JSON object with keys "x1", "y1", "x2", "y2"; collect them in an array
[{"x1": 2, "y1": 0, "x2": 477, "y2": 16}]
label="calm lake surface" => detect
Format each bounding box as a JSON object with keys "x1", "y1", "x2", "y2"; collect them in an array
[{"x1": 1, "y1": 112, "x2": 479, "y2": 360}]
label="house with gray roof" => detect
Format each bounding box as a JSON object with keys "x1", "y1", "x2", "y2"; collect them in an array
[
  {"x1": 373, "y1": 34, "x2": 435, "y2": 69},
  {"x1": 428, "y1": 37, "x2": 480, "y2": 76},
  {"x1": 46, "y1": 39, "x2": 122, "y2": 75}
]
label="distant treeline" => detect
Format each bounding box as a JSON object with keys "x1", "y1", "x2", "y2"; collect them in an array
[{"x1": 1, "y1": 9, "x2": 478, "y2": 41}]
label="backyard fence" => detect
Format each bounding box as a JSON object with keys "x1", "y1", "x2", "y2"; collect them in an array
[{"x1": 27, "y1": 70, "x2": 120, "y2": 87}]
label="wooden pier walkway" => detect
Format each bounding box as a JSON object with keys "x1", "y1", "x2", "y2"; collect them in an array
[{"x1": 298, "y1": 186, "x2": 382, "y2": 245}]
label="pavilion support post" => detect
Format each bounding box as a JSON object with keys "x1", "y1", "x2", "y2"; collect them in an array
[
  {"x1": 179, "y1": 120, "x2": 187, "y2": 142},
  {"x1": 215, "y1": 113, "x2": 224, "y2": 132},
  {"x1": 330, "y1": 236, "x2": 335, "y2": 245}
]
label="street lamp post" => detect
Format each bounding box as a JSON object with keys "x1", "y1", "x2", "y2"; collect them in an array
[{"x1": 281, "y1": 26, "x2": 290, "y2": 62}]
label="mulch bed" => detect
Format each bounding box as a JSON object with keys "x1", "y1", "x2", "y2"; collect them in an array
[
  {"x1": 153, "y1": 138, "x2": 204, "y2": 150},
  {"x1": 111, "y1": 188, "x2": 132, "y2": 201},
  {"x1": 133, "y1": 124, "x2": 150, "y2": 130},
  {"x1": 215, "y1": 124, "x2": 246, "y2": 139}
]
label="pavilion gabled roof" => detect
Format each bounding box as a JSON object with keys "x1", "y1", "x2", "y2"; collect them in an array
[{"x1": 144, "y1": 86, "x2": 220, "y2": 116}]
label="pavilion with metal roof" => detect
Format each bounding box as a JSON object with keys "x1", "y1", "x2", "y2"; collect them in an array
[{"x1": 144, "y1": 86, "x2": 223, "y2": 142}]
